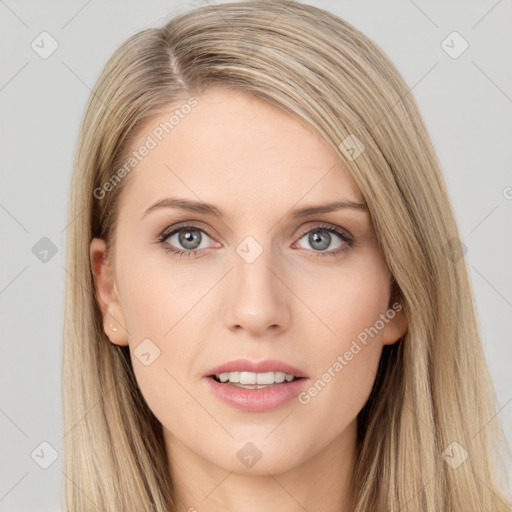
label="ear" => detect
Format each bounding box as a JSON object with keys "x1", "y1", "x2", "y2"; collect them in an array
[
  {"x1": 89, "y1": 237, "x2": 129, "y2": 346},
  {"x1": 381, "y1": 285, "x2": 408, "y2": 345},
  {"x1": 382, "y1": 302, "x2": 407, "y2": 345}
]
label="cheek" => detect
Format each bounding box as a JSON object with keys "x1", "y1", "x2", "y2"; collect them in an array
[
  {"x1": 294, "y1": 249, "x2": 391, "y2": 346},
  {"x1": 293, "y1": 253, "x2": 391, "y2": 427},
  {"x1": 117, "y1": 241, "x2": 207, "y2": 341},
  {"x1": 114, "y1": 244, "x2": 229, "y2": 424}
]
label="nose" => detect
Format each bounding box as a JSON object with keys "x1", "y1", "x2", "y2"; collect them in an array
[{"x1": 223, "y1": 246, "x2": 291, "y2": 336}]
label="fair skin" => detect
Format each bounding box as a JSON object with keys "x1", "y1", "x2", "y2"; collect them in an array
[{"x1": 90, "y1": 87, "x2": 407, "y2": 512}]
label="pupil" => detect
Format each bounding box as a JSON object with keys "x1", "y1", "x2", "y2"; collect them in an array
[
  {"x1": 310, "y1": 230, "x2": 330, "y2": 250},
  {"x1": 179, "y1": 229, "x2": 201, "y2": 249}
]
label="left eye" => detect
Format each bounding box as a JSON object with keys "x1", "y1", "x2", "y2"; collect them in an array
[{"x1": 295, "y1": 227, "x2": 350, "y2": 253}]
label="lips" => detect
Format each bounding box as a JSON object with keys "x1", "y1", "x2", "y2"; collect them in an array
[
  {"x1": 205, "y1": 375, "x2": 308, "y2": 412},
  {"x1": 204, "y1": 358, "x2": 308, "y2": 379},
  {"x1": 203, "y1": 358, "x2": 309, "y2": 412}
]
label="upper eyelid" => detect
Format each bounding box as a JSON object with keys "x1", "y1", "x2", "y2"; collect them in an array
[
  {"x1": 296, "y1": 222, "x2": 352, "y2": 239},
  {"x1": 159, "y1": 221, "x2": 215, "y2": 240}
]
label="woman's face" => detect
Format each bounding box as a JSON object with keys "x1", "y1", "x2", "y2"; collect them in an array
[{"x1": 91, "y1": 87, "x2": 407, "y2": 476}]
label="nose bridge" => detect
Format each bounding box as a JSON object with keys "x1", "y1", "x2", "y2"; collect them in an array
[{"x1": 224, "y1": 235, "x2": 289, "y2": 333}]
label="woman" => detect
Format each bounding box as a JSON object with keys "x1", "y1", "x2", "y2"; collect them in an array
[{"x1": 62, "y1": 1, "x2": 512, "y2": 510}]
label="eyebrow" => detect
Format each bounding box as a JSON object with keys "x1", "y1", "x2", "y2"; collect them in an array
[{"x1": 142, "y1": 197, "x2": 369, "y2": 220}]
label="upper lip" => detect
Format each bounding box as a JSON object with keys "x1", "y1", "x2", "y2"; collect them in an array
[{"x1": 205, "y1": 358, "x2": 308, "y2": 378}]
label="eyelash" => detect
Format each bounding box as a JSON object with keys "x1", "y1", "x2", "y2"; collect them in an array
[{"x1": 157, "y1": 222, "x2": 355, "y2": 259}]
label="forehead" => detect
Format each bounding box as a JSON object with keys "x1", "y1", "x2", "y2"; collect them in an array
[{"x1": 118, "y1": 87, "x2": 363, "y2": 218}]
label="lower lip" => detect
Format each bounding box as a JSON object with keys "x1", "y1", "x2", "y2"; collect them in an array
[{"x1": 204, "y1": 376, "x2": 309, "y2": 412}]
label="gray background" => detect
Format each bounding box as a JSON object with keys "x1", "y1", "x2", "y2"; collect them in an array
[{"x1": 1, "y1": 0, "x2": 511, "y2": 510}]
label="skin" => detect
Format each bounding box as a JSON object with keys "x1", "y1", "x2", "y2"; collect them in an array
[{"x1": 90, "y1": 87, "x2": 407, "y2": 512}]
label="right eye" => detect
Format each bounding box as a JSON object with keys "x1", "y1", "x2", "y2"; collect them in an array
[{"x1": 158, "y1": 223, "x2": 219, "y2": 257}]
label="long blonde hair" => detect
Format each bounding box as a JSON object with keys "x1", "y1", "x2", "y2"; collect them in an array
[{"x1": 62, "y1": 1, "x2": 512, "y2": 510}]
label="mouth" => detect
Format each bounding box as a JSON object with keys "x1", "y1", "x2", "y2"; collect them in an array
[
  {"x1": 208, "y1": 371, "x2": 306, "y2": 389},
  {"x1": 203, "y1": 358, "x2": 309, "y2": 411},
  {"x1": 205, "y1": 371, "x2": 309, "y2": 412}
]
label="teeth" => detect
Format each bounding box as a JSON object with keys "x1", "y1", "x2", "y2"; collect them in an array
[
  {"x1": 216, "y1": 371, "x2": 296, "y2": 385},
  {"x1": 274, "y1": 372, "x2": 286, "y2": 383}
]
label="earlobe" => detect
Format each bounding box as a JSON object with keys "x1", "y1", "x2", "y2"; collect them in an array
[
  {"x1": 89, "y1": 237, "x2": 129, "y2": 346},
  {"x1": 382, "y1": 303, "x2": 408, "y2": 346},
  {"x1": 103, "y1": 316, "x2": 129, "y2": 346}
]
